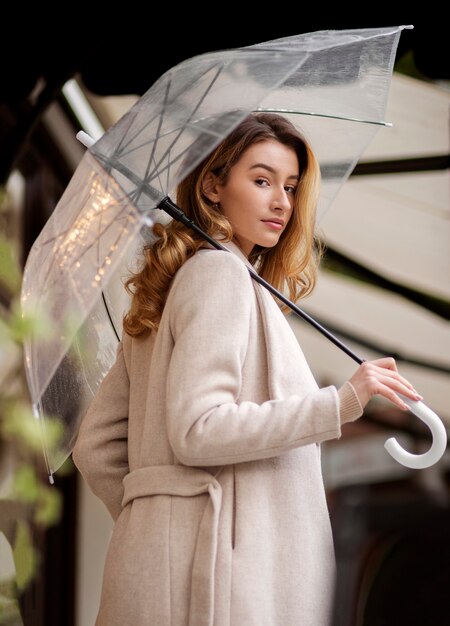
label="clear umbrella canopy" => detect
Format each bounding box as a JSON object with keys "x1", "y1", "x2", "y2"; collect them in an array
[{"x1": 20, "y1": 25, "x2": 412, "y2": 478}]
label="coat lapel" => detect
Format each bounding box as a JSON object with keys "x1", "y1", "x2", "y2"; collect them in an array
[
  {"x1": 222, "y1": 242, "x2": 318, "y2": 400},
  {"x1": 253, "y1": 283, "x2": 318, "y2": 399}
]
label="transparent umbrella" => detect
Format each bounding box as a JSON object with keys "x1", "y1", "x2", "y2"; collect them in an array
[{"x1": 20, "y1": 24, "x2": 446, "y2": 482}]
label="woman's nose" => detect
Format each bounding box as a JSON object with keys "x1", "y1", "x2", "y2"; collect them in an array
[{"x1": 272, "y1": 188, "x2": 292, "y2": 211}]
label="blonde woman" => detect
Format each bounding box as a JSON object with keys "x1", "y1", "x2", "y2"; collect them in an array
[{"x1": 73, "y1": 112, "x2": 421, "y2": 626}]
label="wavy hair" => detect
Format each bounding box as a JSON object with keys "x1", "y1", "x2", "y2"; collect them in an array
[{"x1": 123, "y1": 112, "x2": 322, "y2": 336}]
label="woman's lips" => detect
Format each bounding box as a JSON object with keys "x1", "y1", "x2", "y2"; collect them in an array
[{"x1": 262, "y1": 219, "x2": 284, "y2": 230}]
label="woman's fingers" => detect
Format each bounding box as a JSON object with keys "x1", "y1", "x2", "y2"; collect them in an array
[
  {"x1": 376, "y1": 381, "x2": 419, "y2": 411},
  {"x1": 370, "y1": 364, "x2": 420, "y2": 397},
  {"x1": 348, "y1": 358, "x2": 422, "y2": 410},
  {"x1": 363, "y1": 361, "x2": 420, "y2": 394},
  {"x1": 369, "y1": 356, "x2": 398, "y2": 372},
  {"x1": 377, "y1": 371, "x2": 421, "y2": 397}
]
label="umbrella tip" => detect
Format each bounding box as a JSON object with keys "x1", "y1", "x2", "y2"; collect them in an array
[
  {"x1": 48, "y1": 473, "x2": 55, "y2": 485},
  {"x1": 76, "y1": 130, "x2": 96, "y2": 149}
]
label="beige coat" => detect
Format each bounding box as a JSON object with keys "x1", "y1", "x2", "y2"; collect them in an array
[{"x1": 73, "y1": 242, "x2": 362, "y2": 626}]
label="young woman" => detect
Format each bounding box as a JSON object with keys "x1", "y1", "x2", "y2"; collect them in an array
[{"x1": 72, "y1": 112, "x2": 421, "y2": 626}]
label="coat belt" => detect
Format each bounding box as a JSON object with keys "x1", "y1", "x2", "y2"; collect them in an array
[{"x1": 122, "y1": 465, "x2": 222, "y2": 626}]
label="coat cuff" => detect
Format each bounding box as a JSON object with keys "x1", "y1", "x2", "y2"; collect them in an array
[{"x1": 338, "y1": 381, "x2": 364, "y2": 424}]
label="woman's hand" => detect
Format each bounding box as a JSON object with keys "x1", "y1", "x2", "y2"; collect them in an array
[{"x1": 348, "y1": 357, "x2": 422, "y2": 411}]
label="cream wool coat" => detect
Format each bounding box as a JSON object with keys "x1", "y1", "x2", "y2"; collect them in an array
[{"x1": 73, "y1": 241, "x2": 363, "y2": 626}]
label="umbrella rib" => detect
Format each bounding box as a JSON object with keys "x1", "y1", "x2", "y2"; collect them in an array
[
  {"x1": 99, "y1": 64, "x2": 228, "y2": 206},
  {"x1": 32, "y1": 401, "x2": 55, "y2": 484},
  {"x1": 129, "y1": 121, "x2": 231, "y2": 203},
  {"x1": 132, "y1": 80, "x2": 172, "y2": 205},
  {"x1": 97, "y1": 63, "x2": 227, "y2": 208},
  {"x1": 256, "y1": 107, "x2": 392, "y2": 127},
  {"x1": 102, "y1": 290, "x2": 121, "y2": 342},
  {"x1": 116, "y1": 74, "x2": 174, "y2": 157},
  {"x1": 112, "y1": 62, "x2": 226, "y2": 161},
  {"x1": 131, "y1": 74, "x2": 190, "y2": 203},
  {"x1": 113, "y1": 105, "x2": 141, "y2": 156},
  {"x1": 140, "y1": 65, "x2": 226, "y2": 189}
]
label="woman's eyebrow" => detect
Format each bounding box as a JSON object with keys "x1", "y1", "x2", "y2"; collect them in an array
[{"x1": 249, "y1": 163, "x2": 299, "y2": 180}]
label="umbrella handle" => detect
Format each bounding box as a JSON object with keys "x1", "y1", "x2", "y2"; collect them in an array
[{"x1": 384, "y1": 396, "x2": 447, "y2": 469}]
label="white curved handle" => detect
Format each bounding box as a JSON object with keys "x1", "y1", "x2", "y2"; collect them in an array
[{"x1": 384, "y1": 395, "x2": 447, "y2": 469}]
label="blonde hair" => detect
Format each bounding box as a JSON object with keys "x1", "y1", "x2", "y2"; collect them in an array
[{"x1": 123, "y1": 112, "x2": 322, "y2": 337}]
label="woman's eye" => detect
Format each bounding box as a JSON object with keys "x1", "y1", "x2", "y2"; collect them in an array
[
  {"x1": 285, "y1": 186, "x2": 297, "y2": 194},
  {"x1": 255, "y1": 178, "x2": 269, "y2": 187}
]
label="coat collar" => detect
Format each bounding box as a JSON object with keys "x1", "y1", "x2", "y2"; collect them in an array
[
  {"x1": 220, "y1": 239, "x2": 253, "y2": 268},
  {"x1": 201, "y1": 238, "x2": 253, "y2": 267}
]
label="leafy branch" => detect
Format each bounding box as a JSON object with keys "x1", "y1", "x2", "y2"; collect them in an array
[{"x1": 0, "y1": 188, "x2": 63, "y2": 623}]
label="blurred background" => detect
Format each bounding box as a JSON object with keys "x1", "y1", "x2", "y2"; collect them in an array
[{"x1": 0, "y1": 9, "x2": 449, "y2": 626}]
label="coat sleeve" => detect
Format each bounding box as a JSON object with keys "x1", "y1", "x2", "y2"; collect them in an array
[
  {"x1": 72, "y1": 341, "x2": 129, "y2": 520},
  {"x1": 166, "y1": 250, "x2": 349, "y2": 467}
]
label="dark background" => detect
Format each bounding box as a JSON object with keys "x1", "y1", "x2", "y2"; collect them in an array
[{"x1": 1, "y1": 10, "x2": 447, "y2": 102}]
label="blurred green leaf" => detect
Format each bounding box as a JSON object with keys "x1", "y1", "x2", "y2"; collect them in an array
[
  {"x1": 1, "y1": 192, "x2": 66, "y2": 596},
  {"x1": 0, "y1": 579, "x2": 23, "y2": 625},
  {"x1": 12, "y1": 522, "x2": 37, "y2": 591},
  {"x1": 12, "y1": 466, "x2": 39, "y2": 504},
  {"x1": 35, "y1": 486, "x2": 62, "y2": 526},
  {"x1": 0, "y1": 235, "x2": 21, "y2": 294},
  {"x1": 7, "y1": 302, "x2": 53, "y2": 344},
  {"x1": 1, "y1": 401, "x2": 63, "y2": 454},
  {"x1": 0, "y1": 315, "x2": 10, "y2": 345},
  {"x1": 1, "y1": 402, "x2": 43, "y2": 453}
]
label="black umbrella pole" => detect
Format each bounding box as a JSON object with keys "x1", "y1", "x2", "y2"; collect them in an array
[{"x1": 158, "y1": 196, "x2": 364, "y2": 366}]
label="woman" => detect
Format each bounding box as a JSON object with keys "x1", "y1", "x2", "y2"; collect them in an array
[{"x1": 72, "y1": 112, "x2": 421, "y2": 626}]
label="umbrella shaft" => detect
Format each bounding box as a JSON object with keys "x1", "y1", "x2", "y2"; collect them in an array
[
  {"x1": 158, "y1": 196, "x2": 364, "y2": 366},
  {"x1": 249, "y1": 272, "x2": 364, "y2": 365}
]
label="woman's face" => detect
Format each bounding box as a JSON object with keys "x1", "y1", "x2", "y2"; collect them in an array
[{"x1": 214, "y1": 140, "x2": 299, "y2": 257}]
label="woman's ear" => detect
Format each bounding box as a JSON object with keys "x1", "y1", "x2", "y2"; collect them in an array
[{"x1": 202, "y1": 172, "x2": 221, "y2": 203}]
